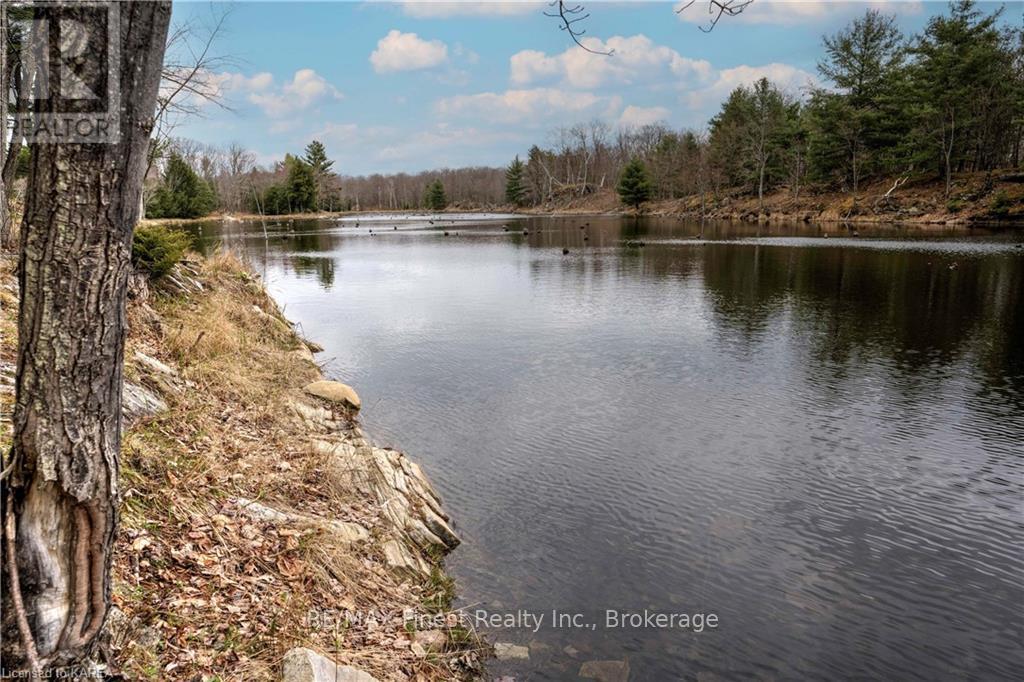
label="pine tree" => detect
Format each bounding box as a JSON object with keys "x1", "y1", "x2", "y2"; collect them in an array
[
  {"x1": 303, "y1": 139, "x2": 336, "y2": 210},
  {"x1": 616, "y1": 158, "x2": 652, "y2": 209},
  {"x1": 505, "y1": 156, "x2": 527, "y2": 206},
  {"x1": 284, "y1": 154, "x2": 317, "y2": 212},
  {"x1": 809, "y1": 9, "x2": 908, "y2": 198},
  {"x1": 907, "y1": 0, "x2": 1017, "y2": 195},
  {"x1": 146, "y1": 153, "x2": 217, "y2": 219},
  {"x1": 748, "y1": 78, "x2": 793, "y2": 210},
  {"x1": 424, "y1": 179, "x2": 447, "y2": 210}
]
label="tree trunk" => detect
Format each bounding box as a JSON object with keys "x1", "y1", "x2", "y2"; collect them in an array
[
  {"x1": 1, "y1": 14, "x2": 26, "y2": 249},
  {"x1": 1, "y1": 4, "x2": 8, "y2": 249},
  {"x1": 944, "y1": 109, "x2": 955, "y2": 198},
  {"x1": 758, "y1": 158, "x2": 766, "y2": 213},
  {"x1": 1, "y1": 1, "x2": 171, "y2": 673}
]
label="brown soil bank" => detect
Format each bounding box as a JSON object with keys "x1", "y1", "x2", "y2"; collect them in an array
[
  {"x1": 524, "y1": 170, "x2": 1024, "y2": 227},
  {"x1": 0, "y1": 252, "x2": 483, "y2": 681}
]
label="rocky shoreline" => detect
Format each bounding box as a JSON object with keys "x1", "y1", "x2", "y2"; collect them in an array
[
  {"x1": 0, "y1": 253, "x2": 481, "y2": 681},
  {"x1": 134, "y1": 171, "x2": 1024, "y2": 230}
]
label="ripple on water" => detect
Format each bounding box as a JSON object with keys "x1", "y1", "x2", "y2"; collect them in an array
[{"x1": 198, "y1": 217, "x2": 1024, "y2": 680}]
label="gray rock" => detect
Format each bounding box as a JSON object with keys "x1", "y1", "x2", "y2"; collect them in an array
[
  {"x1": 528, "y1": 639, "x2": 553, "y2": 657},
  {"x1": 579, "y1": 659, "x2": 630, "y2": 682},
  {"x1": 233, "y1": 497, "x2": 368, "y2": 543},
  {"x1": 292, "y1": 345, "x2": 316, "y2": 364},
  {"x1": 494, "y1": 642, "x2": 530, "y2": 660},
  {"x1": 412, "y1": 629, "x2": 447, "y2": 653},
  {"x1": 133, "y1": 351, "x2": 175, "y2": 376},
  {"x1": 381, "y1": 538, "x2": 429, "y2": 575},
  {"x1": 312, "y1": 438, "x2": 460, "y2": 577},
  {"x1": 281, "y1": 647, "x2": 379, "y2": 682},
  {"x1": 122, "y1": 381, "x2": 167, "y2": 423},
  {"x1": 304, "y1": 380, "x2": 361, "y2": 410}
]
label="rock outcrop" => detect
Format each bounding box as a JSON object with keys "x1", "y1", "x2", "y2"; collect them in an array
[
  {"x1": 233, "y1": 497, "x2": 369, "y2": 544},
  {"x1": 281, "y1": 647, "x2": 379, "y2": 682},
  {"x1": 311, "y1": 436, "x2": 459, "y2": 575},
  {"x1": 122, "y1": 351, "x2": 189, "y2": 424}
]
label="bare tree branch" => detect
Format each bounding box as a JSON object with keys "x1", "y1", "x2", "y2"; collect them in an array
[
  {"x1": 677, "y1": 0, "x2": 755, "y2": 33},
  {"x1": 544, "y1": 1, "x2": 755, "y2": 54},
  {"x1": 543, "y1": 1, "x2": 614, "y2": 56},
  {"x1": 156, "y1": 6, "x2": 235, "y2": 122}
]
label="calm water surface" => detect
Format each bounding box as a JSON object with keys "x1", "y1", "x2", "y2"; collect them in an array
[{"x1": 197, "y1": 216, "x2": 1024, "y2": 681}]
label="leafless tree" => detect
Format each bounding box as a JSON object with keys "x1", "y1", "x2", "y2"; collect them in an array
[{"x1": 143, "y1": 7, "x2": 233, "y2": 213}]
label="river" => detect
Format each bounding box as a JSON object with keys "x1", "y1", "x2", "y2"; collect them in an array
[{"x1": 195, "y1": 215, "x2": 1023, "y2": 681}]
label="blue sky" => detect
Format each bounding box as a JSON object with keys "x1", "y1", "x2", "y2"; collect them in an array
[{"x1": 169, "y1": 1, "x2": 1016, "y2": 175}]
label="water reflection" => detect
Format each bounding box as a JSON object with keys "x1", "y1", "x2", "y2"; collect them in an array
[{"x1": 193, "y1": 216, "x2": 1024, "y2": 680}]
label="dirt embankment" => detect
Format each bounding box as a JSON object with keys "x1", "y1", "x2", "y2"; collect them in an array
[
  {"x1": 0, "y1": 251, "x2": 484, "y2": 681},
  {"x1": 523, "y1": 171, "x2": 1024, "y2": 227},
  {"x1": 136, "y1": 171, "x2": 1024, "y2": 229}
]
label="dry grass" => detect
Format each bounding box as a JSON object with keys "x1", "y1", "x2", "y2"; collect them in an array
[
  {"x1": 525, "y1": 169, "x2": 1024, "y2": 225},
  {"x1": 0, "y1": 250, "x2": 474, "y2": 682},
  {"x1": 106, "y1": 251, "x2": 479, "y2": 681}
]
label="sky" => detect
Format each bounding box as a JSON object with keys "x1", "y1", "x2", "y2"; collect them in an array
[{"x1": 169, "y1": 1, "x2": 1017, "y2": 175}]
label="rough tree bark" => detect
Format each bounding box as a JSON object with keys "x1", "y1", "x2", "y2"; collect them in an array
[
  {"x1": 1, "y1": 1, "x2": 171, "y2": 672},
  {"x1": 1, "y1": 5, "x2": 8, "y2": 249}
]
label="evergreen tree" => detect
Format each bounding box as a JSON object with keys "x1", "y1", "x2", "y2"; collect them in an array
[
  {"x1": 505, "y1": 156, "x2": 527, "y2": 206},
  {"x1": 907, "y1": 0, "x2": 1018, "y2": 195},
  {"x1": 257, "y1": 155, "x2": 318, "y2": 215},
  {"x1": 424, "y1": 179, "x2": 447, "y2": 210},
  {"x1": 146, "y1": 153, "x2": 217, "y2": 219},
  {"x1": 284, "y1": 154, "x2": 317, "y2": 212},
  {"x1": 748, "y1": 78, "x2": 794, "y2": 210},
  {"x1": 709, "y1": 79, "x2": 795, "y2": 208},
  {"x1": 303, "y1": 139, "x2": 336, "y2": 210},
  {"x1": 616, "y1": 158, "x2": 652, "y2": 209},
  {"x1": 709, "y1": 87, "x2": 754, "y2": 187},
  {"x1": 809, "y1": 9, "x2": 908, "y2": 198}
]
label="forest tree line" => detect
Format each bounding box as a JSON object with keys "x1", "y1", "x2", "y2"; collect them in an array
[{"x1": 143, "y1": 1, "x2": 1023, "y2": 218}]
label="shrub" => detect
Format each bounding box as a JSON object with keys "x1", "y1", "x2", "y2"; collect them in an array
[
  {"x1": 617, "y1": 158, "x2": 652, "y2": 209},
  {"x1": 424, "y1": 179, "x2": 447, "y2": 211},
  {"x1": 146, "y1": 154, "x2": 217, "y2": 219},
  {"x1": 989, "y1": 190, "x2": 1013, "y2": 218},
  {"x1": 132, "y1": 225, "x2": 192, "y2": 280}
]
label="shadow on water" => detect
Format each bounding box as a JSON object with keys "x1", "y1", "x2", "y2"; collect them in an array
[{"x1": 191, "y1": 215, "x2": 1024, "y2": 681}]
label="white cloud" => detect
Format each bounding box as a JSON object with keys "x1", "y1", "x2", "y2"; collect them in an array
[
  {"x1": 682, "y1": 62, "x2": 818, "y2": 110},
  {"x1": 211, "y1": 68, "x2": 342, "y2": 117},
  {"x1": 312, "y1": 120, "x2": 518, "y2": 171},
  {"x1": 619, "y1": 105, "x2": 671, "y2": 128},
  {"x1": 210, "y1": 71, "x2": 274, "y2": 93},
  {"x1": 248, "y1": 69, "x2": 343, "y2": 117},
  {"x1": 435, "y1": 87, "x2": 613, "y2": 125},
  {"x1": 376, "y1": 125, "x2": 516, "y2": 163},
  {"x1": 675, "y1": 0, "x2": 923, "y2": 27},
  {"x1": 401, "y1": 1, "x2": 541, "y2": 18},
  {"x1": 158, "y1": 69, "x2": 272, "y2": 112},
  {"x1": 510, "y1": 34, "x2": 713, "y2": 89},
  {"x1": 370, "y1": 30, "x2": 449, "y2": 73}
]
